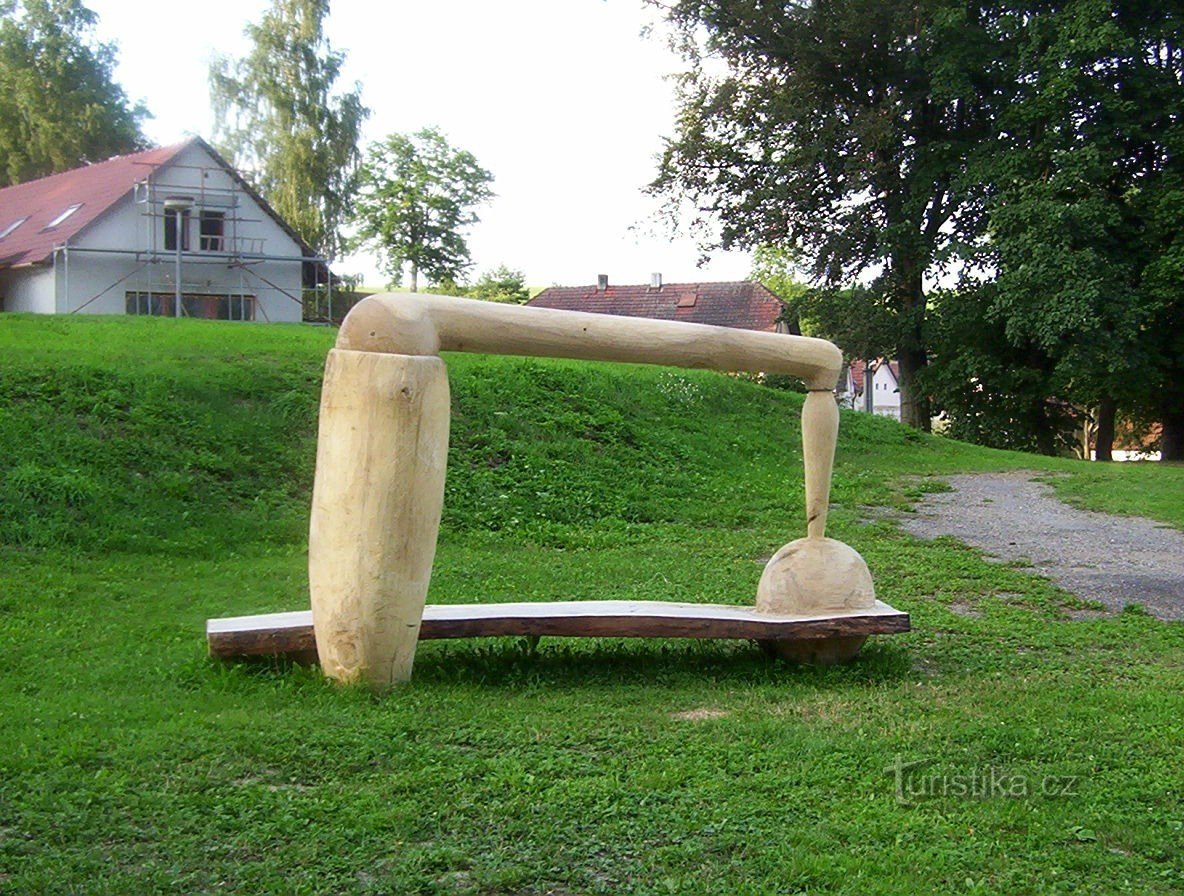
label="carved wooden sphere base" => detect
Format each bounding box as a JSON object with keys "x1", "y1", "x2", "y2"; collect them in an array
[
  {"x1": 756, "y1": 536, "x2": 875, "y2": 616},
  {"x1": 757, "y1": 635, "x2": 868, "y2": 664}
]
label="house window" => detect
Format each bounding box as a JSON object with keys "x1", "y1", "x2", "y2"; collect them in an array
[
  {"x1": 182, "y1": 294, "x2": 255, "y2": 321},
  {"x1": 43, "y1": 203, "x2": 83, "y2": 231},
  {"x1": 164, "y1": 209, "x2": 190, "y2": 251},
  {"x1": 199, "y1": 211, "x2": 225, "y2": 251},
  {"x1": 0, "y1": 216, "x2": 28, "y2": 240},
  {"x1": 126, "y1": 292, "x2": 171, "y2": 316},
  {"x1": 126, "y1": 291, "x2": 255, "y2": 321}
]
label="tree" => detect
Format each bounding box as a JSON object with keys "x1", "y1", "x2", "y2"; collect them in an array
[
  {"x1": 751, "y1": 245, "x2": 896, "y2": 362},
  {"x1": 977, "y1": 0, "x2": 1184, "y2": 459},
  {"x1": 749, "y1": 246, "x2": 807, "y2": 335},
  {"x1": 0, "y1": 0, "x2": 147, "y2": 185},
  {"x1": 925, "y1": 283, "x2": 1079, "y2": 455},
  {"x1": 652, "y1": 0, "x2": 1011, "y2": 430},
  {"x1": 209, "y1": 0, "x2": 367, "y2": 261},
  {"x1": 469, "y1": 265, "x2": 529, "y2": 304},
  {"x1": 351, "y1": 128, "x2": 494, "y2": 292},
  {"x1": 1140, "y1": 170, "x2": 1184, "y2": 461}
]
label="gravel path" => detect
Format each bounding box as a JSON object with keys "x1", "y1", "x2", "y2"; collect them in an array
[{"x1": 895, "y1": 471, "x2": 1184, "y2": 620}]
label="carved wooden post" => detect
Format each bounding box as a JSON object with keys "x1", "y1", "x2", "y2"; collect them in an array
[
  {"x1": 802, "y1": 389, "x2": 840, "y2": 541},
  {"x1": 308, "y1": 349, "x2": 450, "y2": 686},
  {"x1": 755, "y1": 389, "x2": 875, "y2": 661}
]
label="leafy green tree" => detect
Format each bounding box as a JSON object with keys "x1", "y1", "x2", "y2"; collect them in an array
[
  {"x1": 749, "y1": 246, "x2": 807, "y2": 335},
  {"x1": 422, "y1": 276, "x2": 468, "y2": 297},
  {"x1": 1140, "y1": 174, "x2": 1184, "y2": 461},
  {"x1": 751, "y1": 245, "x2": 896, "y2": 362},
  {"x1": 925, "y1": 284, "x2": 1079, "y2": 455},
  {"x1": 351, "y1": 128, "x2": 494, "y2": 292},
  {"x1": 652, "y1": 0, "x2": 1010, "y2": 430},
  {"x1": 979, "y1": 0, "x2": 1184, "y2": 459},
  {"x1": 0, "y1": 0, "x2": 146, "y2": 185},
  {"x1": 469, "y1": 265, "x2": 529, "y2": 304},
  {"x1": 209, "y1": 0, "x2": 367, "y2": 261}
]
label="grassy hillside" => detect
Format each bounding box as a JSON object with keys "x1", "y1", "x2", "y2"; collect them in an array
[{"x1": 1, "y1": 314, "x2": 1181, "y2": 895}]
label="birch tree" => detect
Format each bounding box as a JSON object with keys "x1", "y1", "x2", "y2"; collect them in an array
[{"x1": 209, "y1": 0, "x2": 367, "y2": 261}]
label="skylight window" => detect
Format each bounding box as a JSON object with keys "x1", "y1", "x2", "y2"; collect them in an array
[
  {"x1": 43, "y1": 203, "x2": 83, "y2": 230},
  {"x1": 0, "y1": 216, "x2": 28, "y2": 240}
]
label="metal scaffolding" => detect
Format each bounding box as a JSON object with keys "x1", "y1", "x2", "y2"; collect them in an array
[{"x1": 59, "y1": 157, "x2": 331, "y2": 321}]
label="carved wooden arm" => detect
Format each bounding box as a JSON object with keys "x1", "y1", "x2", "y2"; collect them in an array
[
  {"x1": 336, "y1": 292, "x2": 843, "y2": 536},
  {"x1": 338, "y1": 292, "x2": 843, "y2": 387}
]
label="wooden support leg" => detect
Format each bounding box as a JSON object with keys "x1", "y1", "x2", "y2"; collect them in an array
[
  {"x1": 308, "y1": 349, "x2": 450, "y2": 688},
  {"x1": 756, "y1": 390, "x2": 875, "y2": 619},
  {"x1": 802, "y1": 389, "x2": 839, "y2": 541}
]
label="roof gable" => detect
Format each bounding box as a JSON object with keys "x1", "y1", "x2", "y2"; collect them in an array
[
  {"x1": 527, "y1": 281, "x2": 787, "y2": 332},
  {"x1": 847, "y1": 358, "x2": 900, "y2": 394},
  {"x1": 877, "y1": 359, "x2": 900, "y2": 386},
  {"x1": 0, "y1": 137, "x2": 317, "y2": 269},
  {"x1": 0, "y1": 142, "x2": 188, "y2": 267},
  {"x1": 187, "y1": 139, "x2": 317, "y2": 260}
]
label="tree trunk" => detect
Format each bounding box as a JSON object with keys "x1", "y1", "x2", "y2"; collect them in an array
[
  {"x1": 1034, "y1": 402, "x2": 1058, "y2": 456},
  {"x1": 1094, "y1": 396, "x2": 1116, "y2": 462},
  {"x1": 897, "y1": 344, "x2": 930, "y2": 431},
  {"x1": 1162, "y1": 409, "x2": 1184, "y2": 461},
  {"x1": 893, "y1": 257, "x2": 931, "y2": 431},
  {"x1": 410, "y1": 264, "x2": 419, "y2": 293}
]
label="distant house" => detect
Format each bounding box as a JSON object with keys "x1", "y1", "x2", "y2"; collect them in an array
[
  {"x1": 841, "y1": 358, "x2": 901, "y2": 419},
  {"x1": 0, "y1": 137, "x2": 322, "y2": 323},
  {"x1": 528, "y1": 276, "x2": 793, "y2": 333}
]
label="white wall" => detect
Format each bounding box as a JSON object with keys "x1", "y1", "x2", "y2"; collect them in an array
[
  {"x1": 0, "y1": 267, "x2": 55, "y2": 313},
  {"x1": 62, "y1": 141, "x2": 306, "y2": 323},
  {"x1": 870, "y1": 366, "x2": 902, "y2": 420},
  {"x1": 845, "y1": 362, "x2": 902, "y2": 420}
]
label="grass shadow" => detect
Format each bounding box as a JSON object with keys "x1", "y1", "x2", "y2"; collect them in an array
[{"x1": 403, "y1": 635, "x2": 914, "y2": 690}]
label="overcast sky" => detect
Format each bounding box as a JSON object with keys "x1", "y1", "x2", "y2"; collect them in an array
[{"x1": 86, "y1": 0, "x2": 752, "y2": 288}]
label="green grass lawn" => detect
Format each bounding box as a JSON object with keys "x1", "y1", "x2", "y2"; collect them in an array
[{"x1": 1, "y1": 314, "x2": 1181, "y2": 895}]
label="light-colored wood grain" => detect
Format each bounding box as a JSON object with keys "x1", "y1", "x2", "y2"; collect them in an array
[
  {"x1": 756, "y1": 536, "x2": 876, "y2": 615},
  {"x1": 802, "y1": 390, "x2": 839, "y2": 540},
  {"x1": 307, "y1": 350, "x2": 450, "y2": 686},
  {"x1": 337, "y1": 292, "x2": 844, "y2": 390}
]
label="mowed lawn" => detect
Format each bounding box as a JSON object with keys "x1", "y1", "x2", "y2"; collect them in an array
[{"x1": 1, "y1": 314, "x2": 1181, "y2": 895}]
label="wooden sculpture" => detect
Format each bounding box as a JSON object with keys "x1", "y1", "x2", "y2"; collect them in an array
[{"x1": 207, "y1": 293, "x2": 908, "y2": 687}]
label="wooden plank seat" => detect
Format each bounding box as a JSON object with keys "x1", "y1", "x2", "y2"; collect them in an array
[{"x1": 207, "y1": 600, "x2": 910, "y2": 666}]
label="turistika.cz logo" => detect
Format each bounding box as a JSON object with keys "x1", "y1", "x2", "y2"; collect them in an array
[{"x1": 885, "y1": 755, "x2": 1079, "y2": 806}]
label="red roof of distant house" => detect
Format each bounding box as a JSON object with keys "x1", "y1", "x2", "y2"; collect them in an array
[
  {"x1": 528, "y1": 280, "x2": 788, "y2": 332},
  {"x1": 0, "y1": 142, "x2": 189, "y2": 268},
  {"x1": 849, "y1": 362, "x2": 865, "y2": 393}
]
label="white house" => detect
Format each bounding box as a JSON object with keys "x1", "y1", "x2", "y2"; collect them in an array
[
  {"x1": 0, "y1": 137, "x2": 322, "y2": 323},
  {"x1": 840, "y1": 358, "x2": 902, "y2": 420}
]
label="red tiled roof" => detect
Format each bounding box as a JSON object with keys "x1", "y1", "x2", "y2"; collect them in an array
[
  {"x1": 527, "y1": 281, "x2": 787, "y2": 332},
  {"x1": 848, "y1": 361, "x2": 866, "y2": 393},
  {"x1": 0, "y1": 141, "x2": 191, "y2": 268}
]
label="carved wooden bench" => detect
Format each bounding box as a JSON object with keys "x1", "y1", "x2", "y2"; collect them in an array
[{"x1": 206, "y1": 293, "x2": 908, "y2": 687}]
